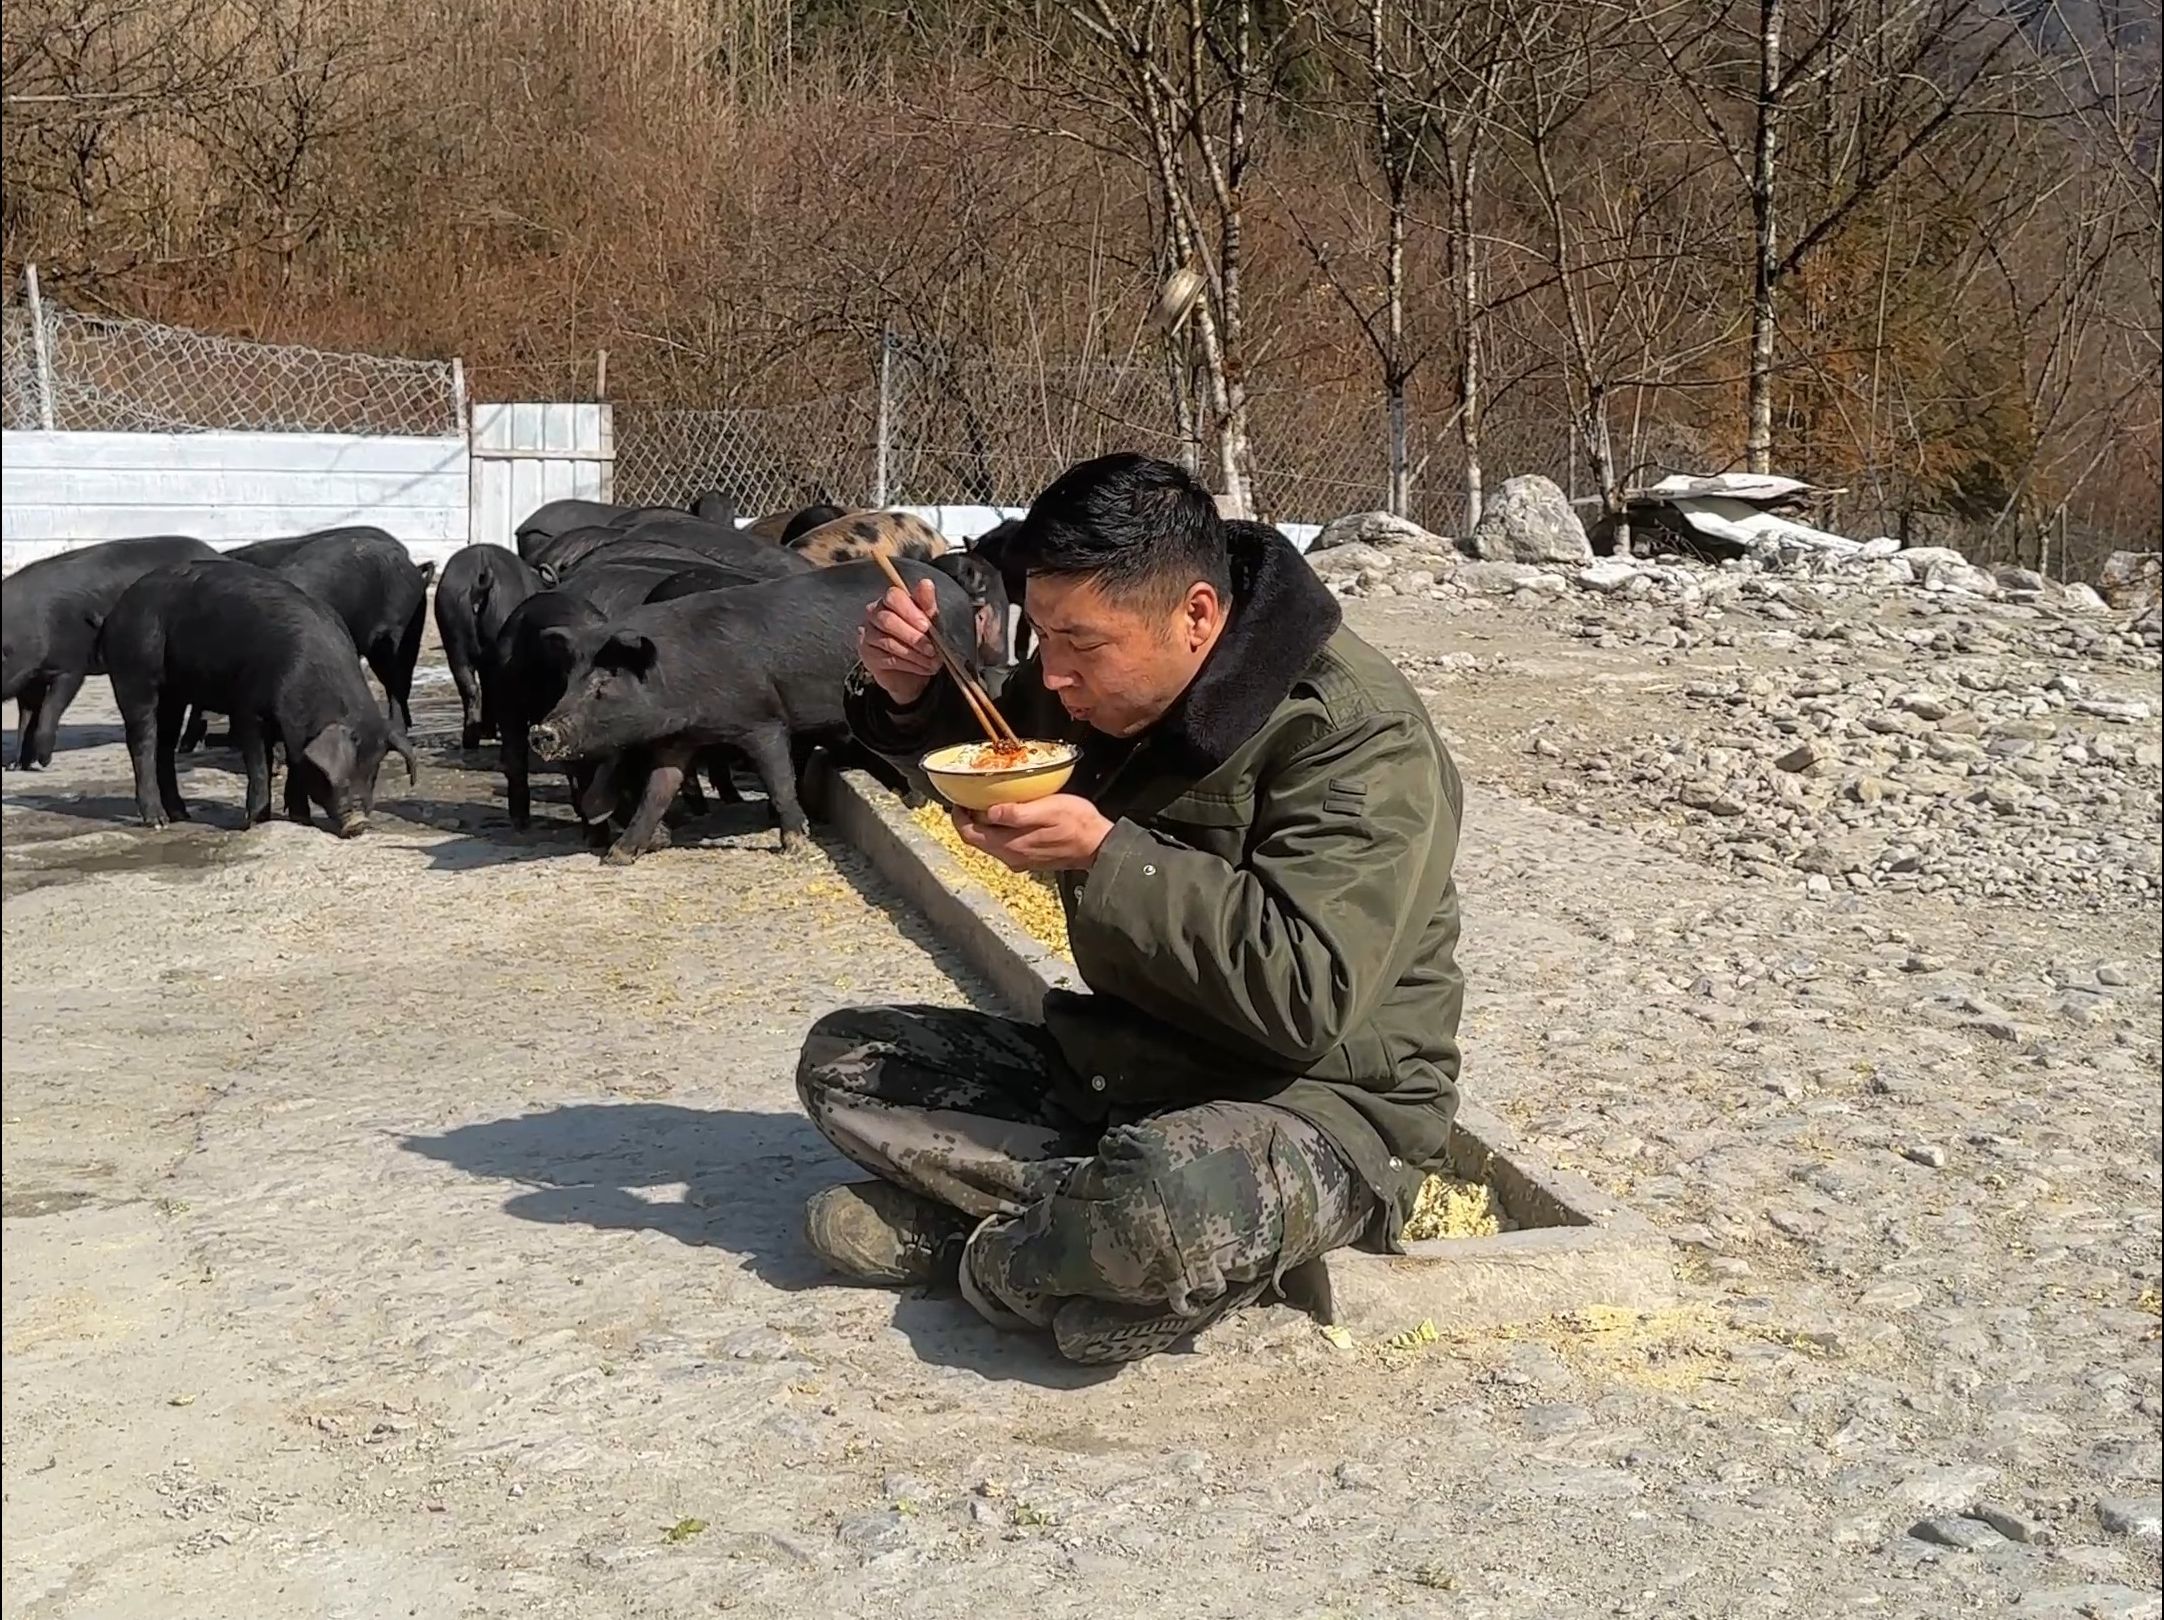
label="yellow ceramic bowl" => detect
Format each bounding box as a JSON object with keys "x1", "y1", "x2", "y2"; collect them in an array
[{"x1": 920, "y1": 741, "x2": 1079, "y2": 810}]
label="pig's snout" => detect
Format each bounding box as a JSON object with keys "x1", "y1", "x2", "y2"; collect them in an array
[{"x1": 530, "y1": 723, "x2": 567, "y2": 762}]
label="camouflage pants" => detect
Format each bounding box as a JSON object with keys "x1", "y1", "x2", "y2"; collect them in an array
[{"x1": 795, "y1": 1004, "x2": 1375, "y2": 1324}]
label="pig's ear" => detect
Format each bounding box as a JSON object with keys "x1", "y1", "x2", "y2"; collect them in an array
[
  {"x1": 596, "y1": 632, "x2": 657, "y2": 678},
  {"x1": 302, "y1": 722, "x2": 359, "y2": 787}
]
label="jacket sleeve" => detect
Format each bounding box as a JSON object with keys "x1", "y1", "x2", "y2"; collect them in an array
[
  {"x1": 843, "y1": 658, "x2": 1065, "y2": 763},
  {"x1": 1067, "y1": 711, "x2": 1450, "y2": 1069},
  {"x1": 842, "y1": 659, "x2": 975, "y2": 760}
]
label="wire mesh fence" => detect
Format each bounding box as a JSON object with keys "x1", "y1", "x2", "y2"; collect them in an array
[
  {"x1": 1, "y1": 306, "x2": 39, "y2": 432},
  {"x1": 615, "y1": 337, "x2": 1559, "y2": 534},
  {"x1": 3, "y1": 284, "x2": 461, "y2": 436},
  {"x1": 612, "y1": 393, "x2": 880, "y2": 516},
  {"x1": 5, "y1": 274, "x2": 1563, "y2": 537}
]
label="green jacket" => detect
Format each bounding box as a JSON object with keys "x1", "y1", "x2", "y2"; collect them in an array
[{"x1": 844, "y1": 525, "x2": 1465, "y2": 1249}]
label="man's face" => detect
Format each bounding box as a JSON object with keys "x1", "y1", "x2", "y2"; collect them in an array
[{"x1": 1027, "y1": 572, "x2": 1226, "y2": 738}]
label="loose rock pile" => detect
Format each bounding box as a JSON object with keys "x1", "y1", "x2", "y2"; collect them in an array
[
  {"x1": 1536, "y1": 664, "x2": 2163, "y2": 912},
  {"x1": 1307, "y1": 507, "x2": 2162, "y2": 914},
  {"x1": 1307, "y1": 509, "x2": 2163, "y2": 668}
]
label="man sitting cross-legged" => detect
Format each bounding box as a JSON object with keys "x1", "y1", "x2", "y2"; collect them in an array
[{"x1": 795, "y1": 453, "x2": 1466, "y2": 1364}]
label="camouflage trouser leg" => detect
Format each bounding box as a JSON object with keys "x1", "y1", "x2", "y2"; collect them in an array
[
  {"x1": 795, "y1": 1004, "x2": 1096, "y2": 1218},
  {"x1": 796, "y1": 1004, "x2": 1376, "y2": 1328},
  {"x1": 964, "y1": 1102, "x2": 1374, "y2": 1325}
]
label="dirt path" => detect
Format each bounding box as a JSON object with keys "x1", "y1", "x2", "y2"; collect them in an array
[{"x1": 4, "y1": 612, "x2": 2159, "y2": 1620}]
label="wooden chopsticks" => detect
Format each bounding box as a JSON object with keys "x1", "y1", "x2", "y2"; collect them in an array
[{"x1": 870, "y1": 551, "x2": 1019, "y2": 746}]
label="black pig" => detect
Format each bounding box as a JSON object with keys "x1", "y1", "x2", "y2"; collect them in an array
[
  {"x1": 2, "y1": 535, "x2": 217, "y2": 768},
  {"x1": 967, "y1": 519, "x2": 1030, "y2": 661},
  {"x1": 103, "y1": 561, "x2": 417, "y2": 833},
  {"x1": 931, "y1": 550, "x2": 1012, "y2": 668},
  {"x1": 435, "y1": 543, "x2": 542, "y2": 749},
  {"x1": 527, "y1": 559, "x2": 977, "y2": 863},
  {"x1": 184, "y1": 527, "x2": 433, "y2": 749}
]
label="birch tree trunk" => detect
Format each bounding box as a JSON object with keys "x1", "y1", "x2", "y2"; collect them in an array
[
  {"x1": 1453, "y1": 158, "x2": 1485, "y2": 531},
  {"x1": 1746, "y1": 0, "x2": 1784, "y2": 476}
]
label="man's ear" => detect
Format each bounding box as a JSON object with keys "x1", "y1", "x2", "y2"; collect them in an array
[{"x1": 1182, "y1": 581, "x2": 1223, "y2": 650}]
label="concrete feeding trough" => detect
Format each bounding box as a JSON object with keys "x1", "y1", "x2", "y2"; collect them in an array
[{"x1": 810, "y1": 763, "x2": 1674, "y2": 1334}]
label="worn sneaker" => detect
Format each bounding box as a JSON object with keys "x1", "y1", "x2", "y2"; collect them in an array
[
  {"x1": 1049, "y1": 1277, "x2": 1275, "y2": 1365},
  {"x1": 803, "y1": 1181, "x2": 969, "y2": 1286}
]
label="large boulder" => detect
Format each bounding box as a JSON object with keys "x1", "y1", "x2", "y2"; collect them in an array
[
  {"x1": 1466, "y1": 476, "x2": 1593, "y2": 566},
  {"x1": 1575, "y1": 560, "x2": 1648, "y2": 595},
  {"x1": 1844, "y1": 558, "x2": 1916, "y2": 590},
  {"x1": 1925, "y1": 560, "x2": 2002, "y2": 597},
  {"x1": 2099, "y1": 550, "x2": 2161, "y2": 611},
  {"x1": 1311, "y1": 510, "x2": 1446, "y2": 553},
  {"x1": 1898, "y1": 545, "x2": 1970, "y2": 573},
  {"x1": 1456, "y1": 560, "x2": 1567, "y2": 596}
]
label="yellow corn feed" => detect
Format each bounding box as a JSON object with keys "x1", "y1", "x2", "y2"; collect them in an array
[
  {"x1": 1402, "y1": 1174, "x2": 1506, "y2": 1240},
  {"x1": 911, "y1": 804, "x2": 1073, "y2": 959}
]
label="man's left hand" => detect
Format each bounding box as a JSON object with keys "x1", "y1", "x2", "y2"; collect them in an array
[{"x1": 952, "y1": 795, "x2": 1114, "y2": 872}]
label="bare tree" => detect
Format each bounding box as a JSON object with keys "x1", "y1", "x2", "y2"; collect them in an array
[
  {"x1": 988, "y1": 0, "x2": 1302, "y2": 514},
  {"x1": 1, "y1": 0, "x2": 256, "y2": 291},
  {"x1": 1635, "y1": 0, "x2": 2031, "y2": 475},
  {"x1": 1284, "y1": 0, "x2": 1435, "y2": 517},
  {"x1": 1410, "y1": 0, "x2": 1521, "y2": 530},
  {"x1": 1492, "y1": 0, "x2": 1730, "y2": 551}
]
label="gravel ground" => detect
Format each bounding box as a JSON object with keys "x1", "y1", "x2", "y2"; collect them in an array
[{"x1": 4, "y1": 586, "x2": 2160, "y2": 1620}]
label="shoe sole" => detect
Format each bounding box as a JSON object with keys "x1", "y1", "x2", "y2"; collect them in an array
[{"x1": 1052, "y1": 1279, "x2": 1272, "y2": 1365}]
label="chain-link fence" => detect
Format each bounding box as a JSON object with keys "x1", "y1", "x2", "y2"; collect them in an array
[
  {"x1": 3, "y1": 274, "x2": 1562, "y2": 536},
  {"x1": 3, "y1": 274, "x2": 462, "y2": 436},
  {"x1": 615, "y1": 335, "x2": 1562, "y2": 534},
  {"x1": 613, "y1": 393, "x2": 880, "y2": 516}
]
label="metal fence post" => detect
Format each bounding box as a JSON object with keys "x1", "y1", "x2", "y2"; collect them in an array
[
  {"x1": 874, "y1": 328, "x2": 894, "y2": 507},
  {"x1": 23, "y1": 263, "x2": 58, "y2": 430}
]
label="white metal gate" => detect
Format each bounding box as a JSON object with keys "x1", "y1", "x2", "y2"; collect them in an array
[{"x1": 468, "y1": 402, "x2": 613, "y2": 550}]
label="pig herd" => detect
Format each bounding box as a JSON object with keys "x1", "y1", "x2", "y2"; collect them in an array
[{"x1": 1, "y1": 496, "x2": 1020, "y2": 862}]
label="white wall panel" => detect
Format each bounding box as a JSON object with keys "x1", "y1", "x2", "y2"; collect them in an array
[{"x1": 2, "y1": 429, "x2": 469, "y2": 571}]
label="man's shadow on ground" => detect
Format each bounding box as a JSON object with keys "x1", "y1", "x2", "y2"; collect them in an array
[{"x1": 401, "y1": 1100, "x2": 1112, "y2": 1389}]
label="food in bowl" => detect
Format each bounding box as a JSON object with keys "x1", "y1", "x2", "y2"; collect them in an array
[{"x1": 920, "y1": 739, "x2": 1080, "y2": 810}]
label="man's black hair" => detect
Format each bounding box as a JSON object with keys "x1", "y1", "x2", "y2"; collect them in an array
[{"x1": 1011, "y1": 453, "x2": 1231, "y2": 606}]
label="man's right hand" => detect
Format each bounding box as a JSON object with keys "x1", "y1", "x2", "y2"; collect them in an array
[{"x1": 859, "y1": 577, "x2": 944, "y2": 705}]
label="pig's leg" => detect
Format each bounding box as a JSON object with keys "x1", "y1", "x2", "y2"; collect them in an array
[
  {"x1": 502, "y1": 716, "x2": 532, "y2": 828},
  {"x1": 152, "y1": 692, "x2": 191, "y2": 823},
  {"x1": 179, "y1": 704, "x2": 209, "y2": 753},
  {"x1": 573, "y1": 755, "x2": 619, "y2": 824},
  {"x1": 284, "y1": 745, "x2": 315, "y2": 826},
  {"x1": 12, "y1": 676, "x2": 50, "y2": 769},
  {"x1": 568, "y1": 761, "x2": 613, "y2": 848},
  {"x1": 390, "y1": 603, "x2": 424, "y2": 732},
  {"x1": 452, "y1": 654, "x2": 485, "y2": 751},
  {"x1": 233, "y1": 714, "x2": 272, "y2": 824},
  {"x1": 741, "y1": 723, "x2": 810, "y2": 854},
  {"x1": 25, "y1": 669, "x2": 83, "y2": 768},
  {"x1": 705, "y1": 750, "x2": 743, "y2": 804},
  {"x1": 475, "y1": 661, "x2": 498, "y2": 746},
  {"x1": 603, "y1": 749, "x2": 687, "y2": 866},
  {"x1": 120, "y1": 685, "x2": 169, "y2": 827}
]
